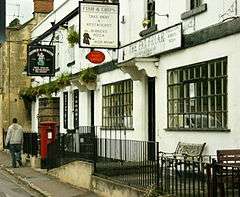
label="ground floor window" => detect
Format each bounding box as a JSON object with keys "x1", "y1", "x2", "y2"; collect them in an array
[
  {"x1": 167, "y1": 57, "x2": 227, "y2": 130},
  {"x1": 102, "y1": 79, "x2": 133, "y2": 129}
]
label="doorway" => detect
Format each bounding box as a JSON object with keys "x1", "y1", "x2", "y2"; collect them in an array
[{"x1": 148, "y1": 77, "x2": 156, "y2": 160}]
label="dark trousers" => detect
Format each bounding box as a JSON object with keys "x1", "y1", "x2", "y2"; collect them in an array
[{"x1": 9, "y1": 144, "x2": 22, "y2": 168}]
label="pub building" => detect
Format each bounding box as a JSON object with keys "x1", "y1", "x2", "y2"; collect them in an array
[{"x1": 29, "y1": 0, "x2": 240, "y2": 156}]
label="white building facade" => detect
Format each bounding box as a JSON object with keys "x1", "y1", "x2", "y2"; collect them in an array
[{"x1": 30, "y1": 0, "x2": 240, "y2": 155}]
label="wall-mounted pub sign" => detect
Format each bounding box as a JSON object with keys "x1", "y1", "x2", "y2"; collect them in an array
[{"x1": 27, "y1": 45, "x2": 55, "y2": 76}]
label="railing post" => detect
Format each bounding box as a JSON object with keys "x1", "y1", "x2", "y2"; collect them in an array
[
  {"x1": 211, "y1": 159, "x2": 217, "y2": 197},
  {"x1": 157, "y1": 142, "x2": 160, "y2": 187},
  {"x1": 93, "y1": 135, "x2": 97, "y2": 172}
]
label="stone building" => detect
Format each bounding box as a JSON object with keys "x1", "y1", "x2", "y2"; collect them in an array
[{"x1": 0, "y1": 0, "x2": 54, "y2": 149}]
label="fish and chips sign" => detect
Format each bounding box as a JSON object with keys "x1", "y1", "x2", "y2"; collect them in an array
[
  {"x1": 79, "y1": 2, "x2": 119, "y2": 49},
  {"x1": 27, "y1": 45, "x2": 55, "y2": 76},
  {"x1": 118, "y1": 24, "x2": 182, "y2": 63}
]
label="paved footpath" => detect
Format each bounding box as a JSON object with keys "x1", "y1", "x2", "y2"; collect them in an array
[{"x1": 0, "y1": 150, "x2": 100, "y2": 197}]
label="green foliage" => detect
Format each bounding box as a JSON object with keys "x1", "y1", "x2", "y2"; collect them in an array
[
  {"x1": 19, "y1": 87, "x2": 37, "y2": 103},
  {"x1": 9, "y1": 18, "x2": 21, "y2": 27},
  {"x1": 19, "y1": 73, "x2": 71, "y2": 101},
  {"x1": 67, "y1": 27, "x2": 79, "y2": 47},
  {"x1": 79, "y1": 68, "x2": 97, "y2": 83},
  {"x1": 56, "y1": 73, "x2": 71, "y2": 88}
]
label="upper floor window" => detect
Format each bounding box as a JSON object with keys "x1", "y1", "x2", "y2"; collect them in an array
[
  {"x1": 181, "y1": 0, "x2": 207, "y2": 20},
  {"x1": 102, "y1": 80, "x2": 133, "y2": 129},
  {"x1": 147, "y1": 0, "x2": 155, "y2": 28},
  {"x1": 167, "y1": 57, "x2": 228, "y2": 130},
  {"x1": 67, "y1": 25, "x2": 75, "y2": 64},
  {"x1": 190, "y1": 0, "x2": 202, "y2": 9}
]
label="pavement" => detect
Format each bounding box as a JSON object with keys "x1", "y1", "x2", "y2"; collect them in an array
[
  {"x1": 0, "y1": 169, "x2": 36, "y2": 197},
  {"x1": 0, "y1": 150, "x2": 99, "y2": 197}
]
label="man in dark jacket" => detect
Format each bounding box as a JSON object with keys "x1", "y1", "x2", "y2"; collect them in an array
[{"x1": 5, "y1": 118, "x2": 23, "y2": 168}]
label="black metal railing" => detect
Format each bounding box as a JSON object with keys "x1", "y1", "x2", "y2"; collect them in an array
[
  {"x1": 159, "y1": 156, "x2": 209, "y2": 197},
  {"x1": 45, "y1": 126, "x2": 161, "y2": 189},
  {"x1": 42, "y1": 125, "x2": 240, "y2": 196},
  {"x1": 46, "y1": 126, "x2": 97, "y2": 169},
  {"x1": 23, "y1": 132, "x2": 39, "y2": 156},
  {"x1": 95, "y1": 138, "x2": 159, "y2": 188},
  {"x1": 46, "y1": 126, "x2": 129, "y2": 169},
  {"x1": 208, "y1": 159, "x2": 240, "y2": 197}
]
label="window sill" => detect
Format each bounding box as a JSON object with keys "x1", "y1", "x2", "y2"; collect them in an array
[
  {"x1": 164, "y1": 128, "x2": 231, "y2": 132},
  {"x1": 67, "y1": 60, "x2": 75, "y2": 67},
  {"x1": 181, "y1": 4, "x2": 207, "y2": 20},
  {"x1": 139, "y1": 24, "x2": 158, "y2": 37}
]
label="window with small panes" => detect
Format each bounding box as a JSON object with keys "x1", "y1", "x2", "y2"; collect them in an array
[
  {"x1": 102, "y1": 80, "x2": 133, "y2": 129},
  {"x1": 167, "y1": 57, "x2": 228, "y2": 130}
]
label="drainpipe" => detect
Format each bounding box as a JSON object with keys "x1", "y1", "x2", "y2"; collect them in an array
[{"x1": 235, "y1": 0, "x2": 238, "y2": 16}]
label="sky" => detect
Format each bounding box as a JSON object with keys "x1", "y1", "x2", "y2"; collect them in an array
[{"x1": 6, "y1": 0, "x2": 66, "y2": 26}]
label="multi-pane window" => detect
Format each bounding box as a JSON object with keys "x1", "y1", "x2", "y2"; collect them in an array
[
  {"x1": 190, "y1": 0, "x2": 202, "y2": 9},
  {"x1": 67, "y1": 26, "x2": 75, "y2": 64},
  {"x1": 63, "y1": 92, "x2": 68, "y2": 129},
  {"x1": 147, "y1": 0, "x2": 155, "y2": 28},
  {"x1": 73, "y1": 89, "x2": 79, "y2": 129},
  {"x1": 167, "y1": 57, "x2": 227, "y2": 130},
  {"x1": 102, "y1": 80, "x2": 133, "y2": 129}
]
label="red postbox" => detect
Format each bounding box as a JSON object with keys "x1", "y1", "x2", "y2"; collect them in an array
[{"x1": 39, "y1": 121, "x2": 58, "y2": 162}]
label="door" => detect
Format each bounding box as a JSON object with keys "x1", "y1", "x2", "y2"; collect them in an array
[
  {"x1": 148, "y1": 77, "x2": 156, "y2": 160},
  {"x1": 78, "y1": 90, "x2": 96, "y2": 161}
]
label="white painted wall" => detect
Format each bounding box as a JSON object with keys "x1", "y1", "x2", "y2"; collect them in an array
[
  {"x1": 30, "y1": 0, "x2": 240, "y2": 155},
  {"x1": 95, "y1": 69, "x2": 148, "y2": 141},
  {"x1": 157, "y1": 33, "x2": 240, "y2": 155},
  {"x1": 155, "y1": 0, "x2": 240, "y2": 34}
]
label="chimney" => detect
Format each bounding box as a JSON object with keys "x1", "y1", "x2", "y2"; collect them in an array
[{"x1": 33, "y1": 0, "x2": 54, "y2": 14}]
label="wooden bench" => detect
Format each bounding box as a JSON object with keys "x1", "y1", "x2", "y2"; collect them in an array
[
  {"x1": 159, "y1": 142, "x2": 206, "y2": 161},
  {"x1": 208, "y1": 149, "x2": 240, "y2": 197},
  {"x1": 217, "y1": 149, "x2": 240, "y2": 166}
]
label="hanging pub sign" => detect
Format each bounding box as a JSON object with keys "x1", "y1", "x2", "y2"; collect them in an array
[
  {"x1": 79, "y1": 1, "x2": 119, "y2": 49},
  {"x1": 27, "y1": 45, "x2": 55, "y2": 76}
]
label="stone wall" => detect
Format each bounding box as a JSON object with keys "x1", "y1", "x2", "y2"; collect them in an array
[
  {"x1": 49, "y1": 161, "x2": 145, "y2": 197},
  {"x1": 0, "y1": 13, "x2": 48, "y2": 149}
]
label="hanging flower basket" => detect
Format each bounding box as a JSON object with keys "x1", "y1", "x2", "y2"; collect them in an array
[
  {"x1": 79, "y1": 68, "x2": 97, "y2": 84},
  {"x1": 67, "y1": 27, "x2": 79, "y2": 47},
  {"x1": 19, "y1": 73, "x2": 71, "y2": 101},
  {"x1": 79, "y1": 68, "x2": 97, "y2": 90}
]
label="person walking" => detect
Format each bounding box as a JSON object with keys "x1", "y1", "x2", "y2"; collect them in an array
[{"x1": 5, "y1": 118, "x2": 23, "y2": 168}]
